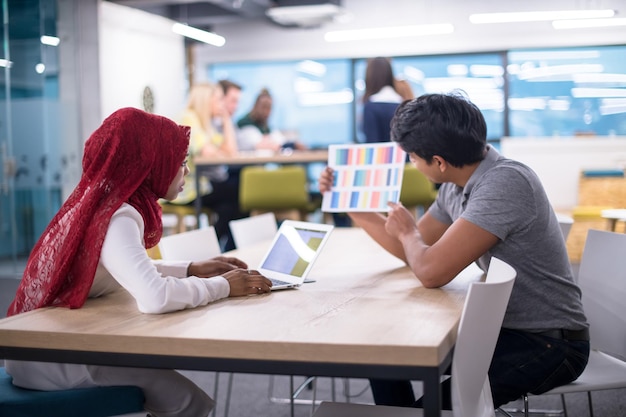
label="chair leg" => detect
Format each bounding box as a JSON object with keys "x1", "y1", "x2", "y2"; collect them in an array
[
  {"x1": 223, "y1": 373, "x2": 234, "y2": 417},
  {"x1": 587, "y1": 391, "x2": 594, "y2": 417},
  {"x1": 560, "y1": 393, "x2": 568, "y2": 417},
  {"x1": 290, "y1": 376, "x2": 295, "y2": 417},
  {"x1": 211, "y1": 372, "x2": 219, "y2": 417},
  {"x1": 524, "y1": 394, "x2": 530, "y2": 417}
]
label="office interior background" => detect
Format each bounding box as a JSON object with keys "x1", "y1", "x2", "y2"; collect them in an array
[{"x1": 1, "y1": 0, "x2": 626, "y2": 272}]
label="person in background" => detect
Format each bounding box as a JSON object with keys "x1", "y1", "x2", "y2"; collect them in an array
[
  {"x1": 318, "y1": 92, "x2": 589, "y2": 409},
  {"x1": 169, "y1": 82, "x2": 245, "y2": 251},
  {"x1": 237, "y1": 88, "x2": 307, "y2": 152},
  {"x1": 5, "y1": 107, "x2": 272, "y2": 417},
  {"x1": 394, "y1": 78, "x2": 415, "y2": 101},
  {"x1": 218, "y1": 79, "x2": 242, "y2": 120},
  {"x1": 361, "y1": 57, "x2": 403, "y2": 143}
]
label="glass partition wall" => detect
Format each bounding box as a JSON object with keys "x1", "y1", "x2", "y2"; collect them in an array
[
  {"x1": 209, "y1": 46, "x2": 626, "y2": 146},
  {"x1": 0, "y1": 0, "x2": 62, "y2": 277}
]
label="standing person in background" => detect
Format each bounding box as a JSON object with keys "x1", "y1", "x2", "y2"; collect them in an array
[
  {"x1": 5, "y1": 107, "x2": 272, "y2": 417},
  {"x1": 168, "y1": 82, "x2": 244, "y2": 251},
  {"x1": 394, "y1": 78, "x2": 415, "y2": 101},
  {"x1": 362, "y1": 57, "x2": 403, "y2": 143},
  {"x1": 237, "y1": 88, "x2": 307, "y2": 152}
]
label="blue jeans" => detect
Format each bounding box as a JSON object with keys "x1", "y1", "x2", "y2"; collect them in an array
[{"x1": 369, "y1": 328, "x2": 590, "y2": 409}]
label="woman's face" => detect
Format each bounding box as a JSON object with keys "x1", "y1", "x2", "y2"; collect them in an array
[
  {"x1": 164, "y1": 159, "x2": 189, "y2": 201},
  {"x1": 211, "y1": 88, "x2": 225, "y2": 116}
]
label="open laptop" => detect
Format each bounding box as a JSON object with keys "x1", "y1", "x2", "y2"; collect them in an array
[{"x1": 257, "y1": 220, "x2": 334, "y2": 290}]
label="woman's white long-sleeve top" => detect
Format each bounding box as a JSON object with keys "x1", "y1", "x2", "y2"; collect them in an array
[{"x1": 91, "y1": 203, "x2": 230, "y2": 314}]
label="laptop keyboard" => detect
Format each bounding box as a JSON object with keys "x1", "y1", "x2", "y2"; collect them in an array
[{"x1": 271, "y1": 278, "x2": 291, "y2": 287}]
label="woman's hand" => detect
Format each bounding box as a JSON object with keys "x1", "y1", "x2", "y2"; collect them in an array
[
  {"x1": 223, "y1": 268, "x2": 273, "y2": 296},
  {"x1": 318, "y1": 166, "x2": 335, "y2": 193},
  {"x1": 188, "y1": 256, "x2": 248, "y2": 277}
]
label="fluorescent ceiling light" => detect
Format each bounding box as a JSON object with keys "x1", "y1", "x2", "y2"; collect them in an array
[
  {"x1": 172, "y1": 23, "x2": 225, "y2": 47},
  {"x1": 325, "y1": 24, "x2": 454, "y2": 42},
  {"x1": 297, "y1": 89, "x2": 354, "y2": 107},
  {"x1": 553, "y1": 17, "x2": 626, "y2": 29},
  {"x1": 40, "y1": 35, "x2": 60, "y2": 46},
  {"x1": 572, "y1": 87, "x2": 626, "y2": 98},
  {"x1": 516, "y1": 64, "x2": 604, "y2": 81},
  {"x1": 600, "y1": 98, "x2": 626, "y2": 116},
  {"x1": 267, "y1": 4, "x2": 343, "y2": 27},
  {"x1": 296, "y1": 60, "x2": 327, "y2": 77},
  {"x1": 469, "y1": 9, "x2": 615, "y2": 24}
]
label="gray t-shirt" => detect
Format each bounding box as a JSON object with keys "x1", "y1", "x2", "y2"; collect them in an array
[{"x1": 429, "y1": 147, "x2": 588, "y2": 331}]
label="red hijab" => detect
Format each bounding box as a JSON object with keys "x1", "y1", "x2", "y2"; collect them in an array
[{"x1": 8, "y1": 108, "x2": 190, "y2": 316}]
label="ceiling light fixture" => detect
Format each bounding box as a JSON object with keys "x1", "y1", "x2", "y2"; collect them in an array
[
  {"x1": 325, "y1": 24, "x2": 454, "y2": 42},
  {"x1": 553, "y1": 17, "x2": 626, "y2": 29},
  {"x1": 469, "y1": 9, "x2": 615, "y2": 24},
  {"x1": 266, "y1": 4, "x2": 343, "y2": 28},
  {"x1": 40, "y1": 35, "x2": 60, "y2": 46},
  {"x1": 172, "y1": 23, "x2": 225, "y2": 47}
]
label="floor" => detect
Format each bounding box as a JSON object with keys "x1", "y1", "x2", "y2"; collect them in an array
[{"x1": 1, "y1": 260, "x2": 626, "y2": 416}]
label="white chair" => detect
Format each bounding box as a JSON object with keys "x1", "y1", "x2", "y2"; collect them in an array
[
  {"x1": 229, "y1": 212, "x2": 278, "y2": 249},
  {"x1": 157, "y1": 226, "x2": 221, "y2": 261},
  {"x1": 156, "y1": 227, "x2": 222, "y2": 417},
  {"x1": 229, "y1": 212, "x2": 342, "y2": 417},
  {"x1": 312, "y1": 257, "x2": 517, "y2": 417},
  {"x1": 519, "y1": 229, "x2": 626, "y2": 417}
]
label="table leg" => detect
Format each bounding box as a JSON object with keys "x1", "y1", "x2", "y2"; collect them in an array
[
  {"x1": 606, "y1": 218, "x2": 617, "y2": 231},
  {"x1": 422, "y1": 370, "x2": 442, "y2": 417},
  {"x1": 195, "y1": 172, "x2": 202, "y2": 226}
]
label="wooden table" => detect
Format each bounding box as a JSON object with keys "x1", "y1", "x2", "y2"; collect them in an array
[
  {"x1": 194, "y1": 149, "x2": 329, "y2": 167},
  {"x1": 601, "y1": 209, "x2": 626, "y2": 232},
  {"x1": 193, "y1": 149, "x2": 329, "y2": 222},
  {"x1": 0, "y1": 228, "x2": 483, "y2": 417}
]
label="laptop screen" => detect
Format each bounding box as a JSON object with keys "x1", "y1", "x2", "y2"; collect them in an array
[{"x1": 260, "y1": 222, "x2": 331, "y2": 278}]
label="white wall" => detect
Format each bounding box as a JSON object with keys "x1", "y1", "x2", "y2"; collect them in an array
[
  {"x1": 195, "y1": 0, "x2": 626, "y2": 66},
  {"x1": 99, "y1": 1, "x2": 186, "y2": 120},
  {"x1": 501, "y1": 137, "x2": 626, "y2": 211}
]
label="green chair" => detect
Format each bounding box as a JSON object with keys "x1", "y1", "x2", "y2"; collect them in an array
[
  {"x1": 399, "y1": 164, "x2": 438, "y2": 215},
  {"x1": 239, "y1": 165, "x2": 314, "y2": 222},
  {"x1": 0, "y1": 367, "x2": 144, "y2": 417}
]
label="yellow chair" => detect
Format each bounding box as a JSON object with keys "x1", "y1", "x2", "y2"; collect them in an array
[
  {"x1": 239, "y1": 165, "x2": 314, "y2": 222},
  {"x1": 399, "y1": 164, "x2": 438, "y2": 215},
  {"x1": 160, "y1": 201, "x2": 213, "y2": 235}
]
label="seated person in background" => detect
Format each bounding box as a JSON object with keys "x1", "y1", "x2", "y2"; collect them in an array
[
  {"x1": 170, "y1": 82, "x2": 246, "y2": 251},
  {"x1": 237, "y1": 88, "x2": 307, "y2": 152},
  {"x1": 5, "y1": 107, "x2": 272, "y2": 417},
  {"x1": 318, "y1": 92, "x2": 589, "y2": 409},
  {"x1": 218, "y1": 79, "x2": 242, "y2": 122}
]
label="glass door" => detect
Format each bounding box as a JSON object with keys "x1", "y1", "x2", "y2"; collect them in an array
[
  {"x1": 0, "y1": 0, "x2": 61, "y2": 278},
  {"x1": 0, "y1": 0, "x2": 19, "y2": 277}
]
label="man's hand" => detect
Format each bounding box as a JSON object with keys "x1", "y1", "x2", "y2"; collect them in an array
[
  {"x1": 318, "y1": 166, "x2": 335, "y2": 193},
  {"x1": 385, "y1": 201, "x2": 418, "y2": 239}
]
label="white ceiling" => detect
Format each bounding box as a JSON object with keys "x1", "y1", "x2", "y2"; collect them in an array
[{"x1": 107, "y1": 0, "x2": 626, "y2": 64}]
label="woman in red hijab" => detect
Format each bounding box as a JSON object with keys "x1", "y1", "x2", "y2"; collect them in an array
[{"x1": 5, "y1": 108, "x2": 272, "y2": 417}]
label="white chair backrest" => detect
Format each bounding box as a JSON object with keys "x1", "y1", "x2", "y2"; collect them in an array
[
  {"x1": 229, "y1": 213, "x2": 278, "y2": 249},
  {"x1": 578, "y1": 229, "x2": 626, "y2": 360},
  {"x1": 555, "y1": 213, "x2": 574, "y2": 240},
  {"x1": 451, "y1": 257, "x2": 516, "y2": 417},
  {"x1": 158, "y1": 226, "x2": 221, "y2": 261}
]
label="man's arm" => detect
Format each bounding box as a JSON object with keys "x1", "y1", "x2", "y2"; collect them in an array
[{"x1": 387, "y1": 202, "x2": 499, "y2": 288}]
